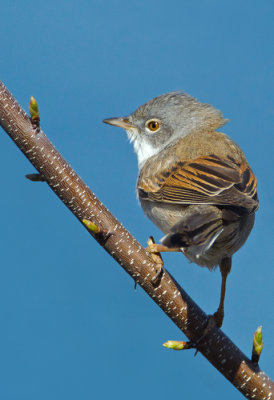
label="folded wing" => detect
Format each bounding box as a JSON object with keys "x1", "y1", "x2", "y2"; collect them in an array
[{"x1": 138, "y1": 155, "x2": 258, "y2": 214}]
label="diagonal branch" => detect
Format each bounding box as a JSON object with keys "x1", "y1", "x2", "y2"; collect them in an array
[{"x1": 0, "y1": 81, "x2": 273, "y2": 399}]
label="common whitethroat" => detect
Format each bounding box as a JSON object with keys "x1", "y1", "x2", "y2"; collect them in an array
[{"x1": 103, "y1": 91, "x2": 258, "y2": 328}]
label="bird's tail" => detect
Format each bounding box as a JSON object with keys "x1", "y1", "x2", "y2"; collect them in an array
[{"x1": 161, "y1": 205, "x2": 223, "y2": 254}]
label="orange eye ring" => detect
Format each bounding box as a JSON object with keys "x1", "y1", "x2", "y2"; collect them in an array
[{"x1": 146, "y1": 119, "x2": 161, "y2": 132}]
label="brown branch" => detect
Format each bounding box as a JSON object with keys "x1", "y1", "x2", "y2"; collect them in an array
[{"x1": 0, "y1": 81, "x2": 273, "y2": 399}]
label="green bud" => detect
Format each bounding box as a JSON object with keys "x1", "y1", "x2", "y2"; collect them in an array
[
  {"x1": 29, "y1": 96, "x2": 39, "y2": 120},
  {"x1": 163, "y1": 340, "x2": 188, "y2": 350},
  {"x1": 82, "y1": 219, "x2": 100, "y2": 234}
]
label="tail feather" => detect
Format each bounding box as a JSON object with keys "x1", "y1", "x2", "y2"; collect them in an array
[{"x1": 161, "y1": 206, "x2": 223, "y2": 254}]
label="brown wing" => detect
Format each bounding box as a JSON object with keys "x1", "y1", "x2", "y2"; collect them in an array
[{"x1": 138, "y1": 155, "x2": 258, "y2": 213}]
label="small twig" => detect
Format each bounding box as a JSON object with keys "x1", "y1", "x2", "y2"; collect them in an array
[{"x1": 25, "y1": 173, "x2": 45, "y2": 182}]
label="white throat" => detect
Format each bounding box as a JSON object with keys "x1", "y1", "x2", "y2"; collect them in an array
[
  {"x1": 125, "y1": 128, "x2": 158, "y2": 167},
  {"x1": 133, "y1": 138, "x2": 158, "y2": 167}
]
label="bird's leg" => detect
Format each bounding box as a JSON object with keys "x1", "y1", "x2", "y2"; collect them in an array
[
  {"x1": 213, "y1": 256, "x2": 232, "y2": 328},
  {"x1": 195, "y1": 257, "x2": 232, "y2": 349}
]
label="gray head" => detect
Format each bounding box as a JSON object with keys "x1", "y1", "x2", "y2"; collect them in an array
[{"x1": 103, "y1": 91, "x2": 228, "y2": 167}]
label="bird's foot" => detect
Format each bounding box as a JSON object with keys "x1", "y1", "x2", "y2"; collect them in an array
[
  {"x1": 146, "y1": 236, "x2": 164, "y2": 283},
  {"x1": 146, "y1": 236, "x2": 182, "y2": 283},
  {"x1": 199, "y1": 310, "x2": 223, "y2": 339},
  {"x1": 212, "y1": 308, "x2": 224, "y2": 329},
  {"x1": 193, "y1": 310, "x2": 224, "y2": 355}
]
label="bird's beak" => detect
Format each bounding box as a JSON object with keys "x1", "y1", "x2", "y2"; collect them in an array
[{"x1": 103, "y1": 117, "x2": 135, "y2": 130}]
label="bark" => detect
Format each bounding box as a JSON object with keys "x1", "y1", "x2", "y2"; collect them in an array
[{"x1": 0, "y1": 81, "x2": 273, "y2": 399}]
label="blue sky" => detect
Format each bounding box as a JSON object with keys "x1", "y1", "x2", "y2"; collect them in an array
[{"x1": 0, "y1": 1, "x2": 273, "y2": 399}]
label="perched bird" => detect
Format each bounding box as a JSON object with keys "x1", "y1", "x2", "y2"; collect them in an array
[{"x1": 103, "y1": 92, "x2": 258, "y2": 328}]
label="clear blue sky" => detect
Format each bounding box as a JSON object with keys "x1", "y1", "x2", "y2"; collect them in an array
[{"x1": 0, "y1": 1, "x2": 273, "y2": 399}]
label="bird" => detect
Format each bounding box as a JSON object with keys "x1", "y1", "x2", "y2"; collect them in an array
[{"x1": 103, "y1": 91, "x2": 258, "y2": 328}]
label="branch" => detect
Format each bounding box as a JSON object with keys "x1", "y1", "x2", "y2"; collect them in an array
[{"x1": 0, "y1": 81, "x2": 273, "y2": 399}]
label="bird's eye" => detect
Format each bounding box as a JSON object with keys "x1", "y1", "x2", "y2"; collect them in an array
[{"x1": 146, "y1": 119, "x2": 161, "y2": 132}]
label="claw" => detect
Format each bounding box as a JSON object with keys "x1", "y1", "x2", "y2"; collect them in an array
[{"x1": 151, "y1": 266, "x2": 163, "y2": 283}]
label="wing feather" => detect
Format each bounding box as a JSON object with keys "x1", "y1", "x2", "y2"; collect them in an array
[{"x1": 138, "y1": 155, "x2": 258, "y2": 213}]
